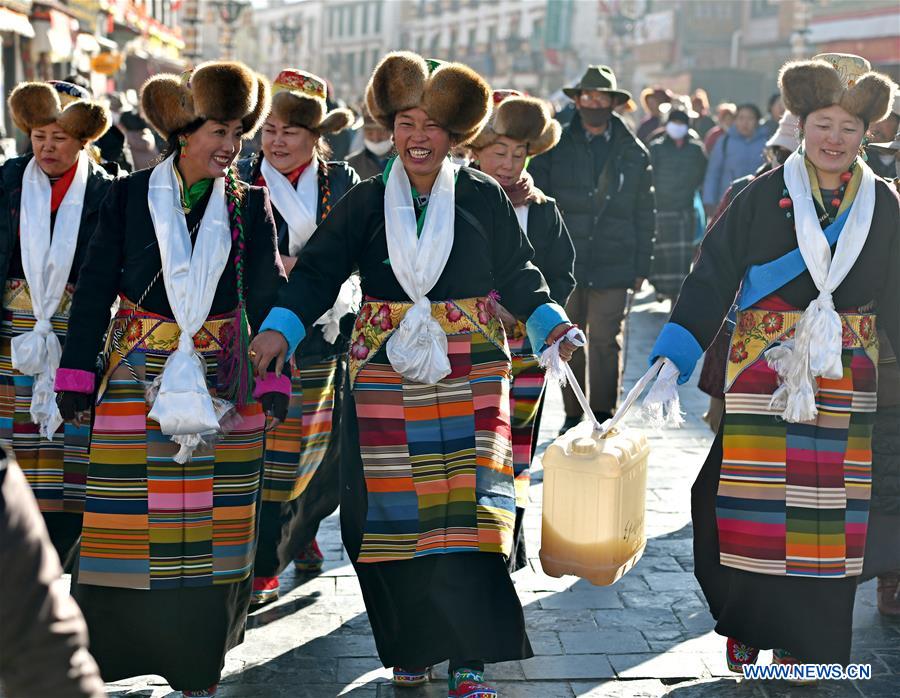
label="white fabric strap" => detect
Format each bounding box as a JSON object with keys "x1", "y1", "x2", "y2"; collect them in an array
[
  {"x1": 261, "y1": 156, "x2": 319, "y2": 256},
  {"x1": 765, "y1": 151, "x2": 875, "y2": 423},
  {"x1": 514, "y1": 204, "x2": 529, "y2": 234},
  {"x1": 146, "y1": 154, "x2": 232, "y2": 462},
  {"x1": 313, "y1": 274, "x2": 362, "y2": 344},
  {"x1": 383, "y1": 158, "x2": 458, "y2": 384},
  {"x1": 13, "y1": 151, "x2": 89, "y2": 439}
]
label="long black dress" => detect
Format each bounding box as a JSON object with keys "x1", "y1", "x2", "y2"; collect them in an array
[
  {"x1": 239, "y1": 154, "x2": 359, "y2": 578},
  {"x1": 661, "y1": 165, "x2": 900, "y2": 664},
  {"x1": 57, "y1": 166, "x2": 284, "y2": 690},
  {"x1": 261, "y1": 164, "x2": 563, "y2": 667}
]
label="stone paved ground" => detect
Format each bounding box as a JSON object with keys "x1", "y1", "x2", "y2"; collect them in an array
[{"x1": 105, "y1": 289, "x2": 900, "y2": 697}]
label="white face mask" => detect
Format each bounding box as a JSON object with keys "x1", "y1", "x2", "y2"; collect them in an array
[
  {"x1": 449, "y1": 154, "x2": 469, "y2": 167},
  {"x1": 879, "y1": 153, "x2": 895, "y2": 167},
  {"x1": 364, "y1": 138, "x2": 393, "y2": 157},
  {"x1": 665, "y1": 122, "x2": 689, "y2": 140}
]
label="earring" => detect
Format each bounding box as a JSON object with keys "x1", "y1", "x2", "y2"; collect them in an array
[{"x1": 178, "y1": 135, "x2": 188, "y2": 158}]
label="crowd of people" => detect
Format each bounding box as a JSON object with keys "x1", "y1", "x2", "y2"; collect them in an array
[{"x1": 0, "y1": 47, "x2": 898, "y2": 698}]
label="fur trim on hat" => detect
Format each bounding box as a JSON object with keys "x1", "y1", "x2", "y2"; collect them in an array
[
  {"x1": 269, "y1": 90, "x2": 352, "y2": 135},
  {"x1": 8, "y1": 82, "x2": 111, "y2": 142},
  {"x1": 242, "y1": 73, "x2": 271, "y2": 138},
  {"x1": 470, "y1": 95, "x2": 559, "y2": 156},
  {"x1": 366, "y1": 51, "x2": 490, "y2": 144},
  {"x1": 141, "y1": 61, "x2": 268, "y2": 139},
  {"x1": 779, "y1": 59, "x2": 895, "y2": 125}
]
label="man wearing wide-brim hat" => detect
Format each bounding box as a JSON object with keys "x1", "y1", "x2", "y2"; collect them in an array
[{"x1": 531, "y1": 65, "x2": 656, "y2": 432}]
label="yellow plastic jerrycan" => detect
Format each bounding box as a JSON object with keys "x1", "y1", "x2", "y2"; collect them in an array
[{"x1": 539, "y1": 420, "x2": 649, "y2": 586}]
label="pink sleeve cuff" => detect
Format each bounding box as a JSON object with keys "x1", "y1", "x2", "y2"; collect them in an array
[
  {"x1": 252, "y1": 373, "x2": 292, "y2": 399},
  {"x1": 54, "y1": 368, "x2": 96, "y2": 394}
]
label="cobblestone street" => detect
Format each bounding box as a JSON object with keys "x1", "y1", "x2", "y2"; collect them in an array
[{"x1": 104, "y1": 289, "x2": 900, "y2": 697}]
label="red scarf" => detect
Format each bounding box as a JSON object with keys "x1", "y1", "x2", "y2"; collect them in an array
[
  {"x1": 254, "y1": 160, "x2": 310, "y2": 188},
  {"x1": 49, "y1": 159, "x2": 80, "y2": 212},
  {"x1": 501, "y1": 170, "x2": 546, "y2": 207}
]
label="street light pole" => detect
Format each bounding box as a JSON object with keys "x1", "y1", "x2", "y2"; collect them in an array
[
  {"x1": 210, "y1": 0, "x2": 250, "y2": 60},
  {"x1": 274, "y1": 22, "x2": 301, "y2": 67}
]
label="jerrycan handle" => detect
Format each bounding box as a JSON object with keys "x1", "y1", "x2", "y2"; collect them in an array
[{"x1": 564, "y1": 358, "x2": 665, "y2": 439}]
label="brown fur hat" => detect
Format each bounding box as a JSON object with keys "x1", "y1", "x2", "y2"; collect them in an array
[
  {"x1": 470, "y1": 90, "x2": 561, "y2": 156},
  {"x1": 779, "y1": 53, "x2": 895, "y2": 126},
  {"x1": 141, "y1": 61, "x2": 270, "y2": 139},
  {"x1": 366, "y1": 51, "x2": 490, "y2": 144},
  {"x1": 269, "y1": 69, "x2": 353, "y2": 135},
  {"x1": 8, "y1": 81, "x2": 110, "y2": 142}
]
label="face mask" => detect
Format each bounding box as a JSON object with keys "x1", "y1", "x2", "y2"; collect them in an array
[
  {"x1": 665, "y1": 122, "x2": 689, "y2": 140},
  {"x1": 879, "y1": 153, "x2": 895, "y2": 167},
  {"x1": 365, "y1": 138, "x2": 393, "y2": 157},
  {"x1": 450, "y1": 154, "x2": 469, "y2": 167},
  {"x1": 580, "y1": 107, "x2": 612, "y2": 128}
]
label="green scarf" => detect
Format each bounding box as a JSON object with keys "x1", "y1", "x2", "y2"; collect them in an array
[{"x1": 174, "y1": 166, "x2": 213, "y2": 214}]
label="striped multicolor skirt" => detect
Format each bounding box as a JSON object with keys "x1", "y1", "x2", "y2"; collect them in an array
[
  {"x1": 261, "y1": 357, "x2": 338, "y2": 502},
  {"x1": 349, "y1": 296, "x2": 515, "y2": 563},
  {"x1": 254, "y1": 350, "x2": 341, "y2": 577},
  {"x1": 0, "y1": 279, "x2": 89, "y2": 514},
  {"x1": 78, "y1": 299, "x2": 265, "y2": 591},
  {"x1": 717, "y1": 296, "x2": 878, "y2": 578}
]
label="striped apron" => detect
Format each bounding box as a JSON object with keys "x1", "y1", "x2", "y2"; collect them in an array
[
  {"x1": 0, "y1": 278, "x2": 89, "y2": 512},
  {"x1": 718, "y1": 296, "x2": 878, "y2": 578},
  {"x1": 348, "y1": 296, "x2": 515, "y2": 563},
  {"x1": 79, "y1": 300, "x2": 265, "y2": 590},
  {"x1": 507, "y1": 327, "x2": 545, "y2": 509}
]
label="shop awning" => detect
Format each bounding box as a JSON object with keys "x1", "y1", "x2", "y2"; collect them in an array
[
  {"x1": 31, "y1": 10, "x2": 78, "y2": 62},
  {"x1": 0, "y1": 7, "x2": 35, "y2": 38}
]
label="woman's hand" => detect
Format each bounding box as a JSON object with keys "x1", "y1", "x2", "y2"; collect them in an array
[
  {"x1": 547, "y1": 322, "x2": 581, "y2": 363},
  {"x1": 56, "y1": 391, "x2": 92, "y2": 427},
  {"x1": 249, "y1": 331, "x2": 288, "y2": 379},
  {"x1": 559, "y1": 338, "x2": 578, "y2": 362}
]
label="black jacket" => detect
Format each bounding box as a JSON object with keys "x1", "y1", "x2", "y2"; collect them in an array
[
  {"x1": 0, "y1": 154, "x2": 114, "y2": 292},
  {"x1": 648, "y1": 134, "x2": 707, "y2": 212},
  {"x1": 523, "y1": 198, "x2": 575, "y2": 306},
  {"x1": 59, "y1": 168, "x2": 285, "y2": 376},
  {"x1": 275, "y1": 166, "x2": 553, "y2": 330},
  {"x1": 529, "y1": 113, "x2": 656, "y2": 290},
  {"x1": 672, "y1": 166, "x2": 900, "y2": 357},
  {"x1": 237, "y1": 155, "x2": 360, "y2": 363},
  {"x1": 346, "y1": 148, "x2": 388, "y2": 181}
]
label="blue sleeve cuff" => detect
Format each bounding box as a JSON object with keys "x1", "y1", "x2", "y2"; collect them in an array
[
  {"x1": 650, "y1": 322, "x2": 703, "y2": 384},
  {"x1": 525, "y1": 302, "x2": 569, "y2": 354},
  {"x1": 260, "y1": 307, "x2": 306, "y2": 357}
]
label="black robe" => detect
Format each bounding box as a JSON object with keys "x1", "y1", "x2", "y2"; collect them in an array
[
  {"x1": 272, "y1": 165, "x2": 556, "y2": 667},
  {"x1": 672, "y1": 165, "x2": 900, "y2": 664},
  {"x1": 58, "y1": 166, "x2": 284, "y2": 690}
]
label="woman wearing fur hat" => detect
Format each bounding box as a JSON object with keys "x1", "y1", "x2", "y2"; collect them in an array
[
  {"x1": 469, "y1": 89, "x2": 575, "y2": 574},
  {"x1": 249, "y1": 51, "x2": 582, "y2": 697},
  {"x1": 52, "y1": 62, "x2": 287, "y2": 697},
  {"x1": 648, "y1": 53, "x2": 899, "y2": 671},
  {"x1": 237, "y1": 68, "x2": 360, "y2": 603},
  {"x1": 0, "y1": 80, "x2": 113, "y2": 564}
]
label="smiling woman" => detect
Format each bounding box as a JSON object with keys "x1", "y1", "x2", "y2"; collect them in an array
[
  {"x1": 648, "y1": 52, "x2": 899, "y2": 674},
  {"x1": 248, "y1": 51, "x2": 582, "y2": 698},
  {"x1": 52, "y1": 61, "x2": 288, "y2": 698},
  {"x1": 0, "y1": 80, "x2": 113, "y2": 566}
]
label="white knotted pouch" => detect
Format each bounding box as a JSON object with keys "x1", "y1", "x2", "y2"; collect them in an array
[
  {"x1": 146, "y1": 154, "x2": 232, "y2": 462},
  {"x1": 765, "y1": 151, "x2": 875, "y2": 423},
  {"x1": 14, "y1": 150, "x2": 89, "y2": 439},
  {"x1": 383, "y1": 158, "x2": 458, "y2": 385}
]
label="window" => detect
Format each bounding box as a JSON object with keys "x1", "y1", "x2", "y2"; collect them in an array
[
  {"x1": 346, "y1": 52, "x2": 355, "y2": 77},
  {"x1": 338, "y1": 7, "x2": 345, "y2": 35},
  {"x1": 362, "y1": 2, "x2": 369, "y2": 35},
  {"x1": 374, "y1": 1, "x2": 382, "y2": 33},
  {"x1": 468, "y1": 27, "x2": 476, "y2": 49},
  {"x1": 360, "y1": 49, "x2": 367, "y2": 75},
  {"x1": 348, "y1": 4, "x2": 356, "y2": 35},
  {"x1": 487, "y1": 25, "x2": 496, "y2": 47},
  {"x1": 328, "y1": 8, "x2": 335, "y2": 38}
]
